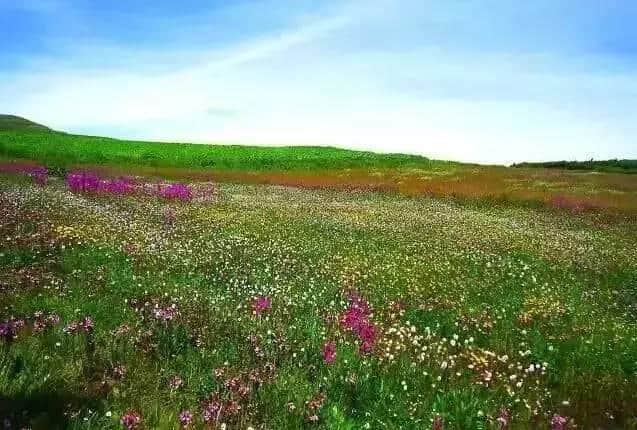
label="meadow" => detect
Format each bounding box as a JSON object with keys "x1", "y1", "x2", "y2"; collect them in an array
[
  {"x1": 1, "y1": 167, "x2": 637, "y2": 430},
  {"x1": 1, "y1": 118, "x2": 637, "y2": 429}
]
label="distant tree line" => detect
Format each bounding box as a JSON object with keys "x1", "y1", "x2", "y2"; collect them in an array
[{"x1": 512, "y1": 159, "x2": 637, "y2": 174}]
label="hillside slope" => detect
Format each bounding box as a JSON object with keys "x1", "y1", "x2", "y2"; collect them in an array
[{"x1": 0, "y1": 114, "x2": 50, "y2": 132}]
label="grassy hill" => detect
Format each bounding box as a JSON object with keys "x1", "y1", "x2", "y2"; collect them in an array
[
  {"x1": 0, "y1": 114, "x2": 50, "y2": 132},
  {"x1": 0, "y1": 115, "x2": 452, "y2": 171}
]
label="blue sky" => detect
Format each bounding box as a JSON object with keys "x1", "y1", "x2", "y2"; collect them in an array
[{"x1": 1, "y1": 0, "x2": 636, "y2": 164}]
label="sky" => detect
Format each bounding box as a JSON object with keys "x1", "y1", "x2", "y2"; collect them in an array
[{"x1": 1, "y1": 0, "x2": 636, "y2": 164}]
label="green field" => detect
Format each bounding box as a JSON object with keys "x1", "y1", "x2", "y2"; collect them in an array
[{"x1": 1, "y1": 117, "x2": 637, "y2": 429}]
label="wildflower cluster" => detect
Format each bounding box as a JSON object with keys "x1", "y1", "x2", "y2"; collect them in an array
[
  {"x1": 64, "y1": 316, "x2": 94, "y2": 334},
  {"x1": 66, "y1": 170, "x2": 194, "y2": 201},
  {"x1": 0, "y1": 161, "x2": 48, "y2": 185},
  {"x1": 340, "y1": 292, "x2": 378, "y2": 354},
  {"x1": 0, "y1": 311, "x2": 60, "y2": 342}
]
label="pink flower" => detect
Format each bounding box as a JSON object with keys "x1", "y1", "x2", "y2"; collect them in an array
[
  {"x1": 322, "y1": 341, "x2": 337, "y2": 364},
  {"x1": 120, "y1": 410, "x2": 141, "y2": 429}
]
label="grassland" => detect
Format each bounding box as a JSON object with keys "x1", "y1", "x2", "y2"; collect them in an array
[
  {"x1": 513, "y1": 160, "x2": 637, "y2": 174},
  {"x1": 1, "y1": 118, "x2": 637, "y2": 429},
  {"x1": 2, "y1": 115, "x2": 637, "y2": 215}
]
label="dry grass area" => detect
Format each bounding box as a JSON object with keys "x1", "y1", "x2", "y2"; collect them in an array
[{"x1": 90, "y1": 164, "x2": 637, "y2": 215}]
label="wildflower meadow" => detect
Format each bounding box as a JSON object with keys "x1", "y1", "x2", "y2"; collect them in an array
[{"x1": 1, "y1": 162, "x2": 636, "y2": 429}]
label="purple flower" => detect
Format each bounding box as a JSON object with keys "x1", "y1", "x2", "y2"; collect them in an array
[
  {"x1": 322, "y1": 341, "x2": 337, "y2": 364},
  {"x1": 0, "y1": 318, "x2": 30, "y2": 342},
  {"x1": 0, "y1": 322, "x2": 14, "y2": 342},
  {"x1": 120, "y1": 410, "x2": 141, "y2": 430},
  {"x1": 178, "y1": 410, "x2": 193, "y2": 428}
]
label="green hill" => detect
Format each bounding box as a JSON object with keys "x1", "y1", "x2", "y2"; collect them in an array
[
  {"x1": 0, "y1": 114, "x2": 50, "y2": 132},
  {"x1": 0, "y1": 115, "x2": 456, "y2": 171}
]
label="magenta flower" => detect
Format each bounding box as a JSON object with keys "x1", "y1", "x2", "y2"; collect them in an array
[
  {"x1": 252, "y1": 296, "x2": 272, "y2": 316},
  {"x1": 551, "y1": 414, "x2": 568, "y2": 430},
  {"x1": 322, "y1": 341, "x2": 337, "y2": 364},
  {"x1": 160, "y1": 183, "x2": 192, "y2": 201},
  {"x1": 340, "y1": 293, "x2": 378, "y2": 354},
  {"x1": 178, "y1": 410, "x2": 193, "y2": 427},
  {"x1": 120, "y1": 410, "x2": 141, "y2": 429}
]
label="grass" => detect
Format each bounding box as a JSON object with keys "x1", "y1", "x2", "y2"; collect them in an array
[{"x1": 1, "y1": 173, "x2": 637, "y2": 429}]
